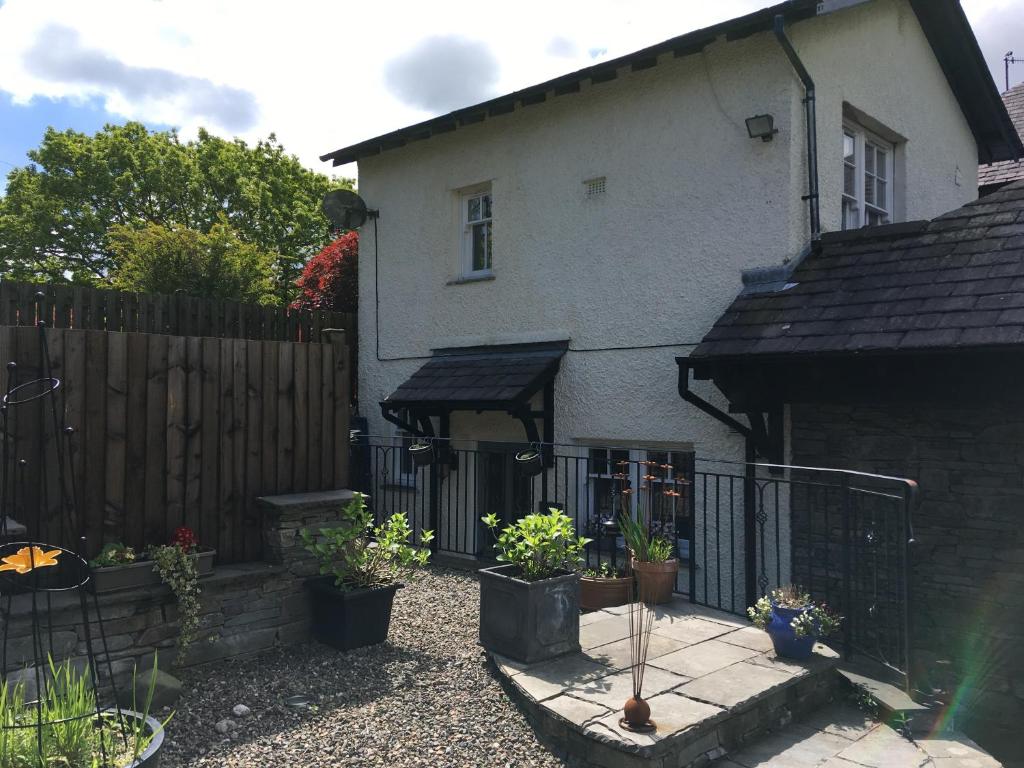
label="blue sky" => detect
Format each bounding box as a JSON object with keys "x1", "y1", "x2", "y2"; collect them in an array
[{"x1": 0, "y1": 0, "x2": 1021, "y2": 186}]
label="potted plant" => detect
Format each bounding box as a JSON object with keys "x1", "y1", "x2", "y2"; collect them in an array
[
  {"x1": 514, "y1": 448, "x2": 544, "y2": 477},
  {"x1": 408, "y1": 441, "x2": 434, "y2": 467},
  {"x1": 748, "y1": 585, "x2": 842, "y2": 660},
  {"x1": 580, "y1": 562, "x2": 633, "y2": 611},
  {"x1": 479, "y1": 508, "x2": 590, "y2": 663},
  {"x1": 619, "y1": 513, "x2": 677, "y2": 604},
  {"x1": 147, "y1": 530, "x2": 204, "y2": 667},
  {"x1": 89, "y1": 528, "x2": 215, "y2": 594},
  {"x1": 300, "y1": 492, "x2": 433, "y2": 651},
  {"x1": 0, "y1": 657, "x2": 170, "y2": 767}
]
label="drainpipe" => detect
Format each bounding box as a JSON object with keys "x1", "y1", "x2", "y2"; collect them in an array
[{"x1": 774, "y1": 15, "x2": 821, "y2": 241}]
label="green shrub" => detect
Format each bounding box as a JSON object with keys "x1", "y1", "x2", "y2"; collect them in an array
[
  {"x1": 301, "y1": 492, "x2": 433, "y2": 590},
  {"x1": 482, "y1": 509, "x2": 590, "y2": 582}
]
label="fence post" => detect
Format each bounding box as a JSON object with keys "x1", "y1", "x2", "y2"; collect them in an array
[
  {"x1": 744, "y1": 439, "x2": 757, "y2": 610},
  {"x1": 323, "y1": 329, "x2": 350, "y2": 490}
]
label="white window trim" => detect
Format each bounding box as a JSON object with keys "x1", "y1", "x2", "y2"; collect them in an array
[
  {"x1": 460, "y1": 187, "x2": 493, "y2": 278},
  {"x1": 843, "y1": 122, "x2": 895, "y2": 230}
]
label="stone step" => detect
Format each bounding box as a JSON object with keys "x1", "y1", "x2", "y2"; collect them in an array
[
  {"x1": 490, "y1": 599, "x2": 842, "y2": 768},
  {"x1": 837, "y1": 662, "x2": 943, "y2": 735}
]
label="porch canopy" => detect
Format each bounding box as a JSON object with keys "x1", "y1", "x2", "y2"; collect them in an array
[
  {"x1": 380, "y1": 341, "x2": 566, "y2": 444},
  {"x1": 681, "y1": 181, "x2": 1024, "y2": 453}
]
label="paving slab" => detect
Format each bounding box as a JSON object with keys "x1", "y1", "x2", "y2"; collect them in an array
[
  {"x1": 652, "y1": 616, "x2": 735, "y2": 645},
  {"x1": 797, "y1": 702, "x2": 877, "y2": 742},
  {"x1": 678, "y1": 661, "x2": 794, "y2": 709},
  {"x1": 588, "y1": 633, "x2": 687, "y2": 670},
  {"x1": 718, "y1": 626, "x2": 776, "y2": 653},
  {"x1": 566, "y1": 665, "x2": 689, "y2": 709},
  {"x1": 835, "y1": 725, "x2": 932, "y2": 768},
  {"x1": 586, "y1": 693, "x2": 725, "y2": 748},
  {"x1": 649, "y1": 638, "x2": 759, "y2": 678},
  {"x1": 917, "y1": 734, "x2": 1002, "y2": 767},
  {"x1": 544, "y1": 694, "x2": 612, "y2": 727},
  {"x1": 510, "y1": 654, "x2": 613, "y2": 702},
  {"x1": 581, "y1": 615, "x2": 635, "y2": 649},
  {"x1": 728, "y1": 724, "x2": 853, "y2": 767},
  {"x1": 745, "y1": 643, "x2": 839, "y2": 676}
]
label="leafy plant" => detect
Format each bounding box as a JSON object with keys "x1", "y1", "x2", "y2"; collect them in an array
[
  {"x1": 618, "y1": 513, "x2": 674, "y2": 564},
  {"x1": 89, "y1": 542, "x2": 137, "y2": 569},
  {"x1": 301, "y1": 492, "x2": 433, "y2": 590},
  {"x1": 582, "y1": 562, "x2": 625, "y2": 579},
  {"x1": 148, "y1": 542, "x2": 201, "y2": 667},
  {"x1": 0, "y1": 656, "x2": 169, "y2": 767},
  {"x1": 748, "y1": 585, "x2": 842, "y2": 639},
  {"x1": 482, "y1": 509, "x2": 590, "y2": 582}
]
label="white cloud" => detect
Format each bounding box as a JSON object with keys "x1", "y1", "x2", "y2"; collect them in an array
[{"x1": 0, "y1": 0, "x2": 1019, "y2": 178}]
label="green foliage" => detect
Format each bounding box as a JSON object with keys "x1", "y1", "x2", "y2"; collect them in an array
[
  {"x1": 148, "y1": 544, "x2": 201, "y2": 666},
  {"x1": 0, "y1": 656, "x2": 167, "y2": 766},
  {"x1": 108, "y1": 219, "x2": 276, "y2": 304},
  {"x1": 89, "y1": 542, "x2": 136, "y2": 568},
  {"x1": 482, "y1": 509, "x2": 591, "y2": 582},
  {"x1": 581, "y1": 562, "x2": 625, "y2": 579},
  {"x1": 0, "y1": 122, "x2": 351, "y2": 299},
  {"x1": 300, "y1": 492, "x2": 433, "y2": 590},
  {"x1": 618, "y1": 513, "x2": 674, "y2": 564},
  {"x1": 747, "y1": 586, "x2": 842, "y2": 639}
]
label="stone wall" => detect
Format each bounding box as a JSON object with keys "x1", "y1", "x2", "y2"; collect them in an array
[
  {"x1": 790, "y1": 403, "x2": 1024, "y2": 736},
  {"x1": 1, "y1": 489, "x2": 353, "y2": 691}
]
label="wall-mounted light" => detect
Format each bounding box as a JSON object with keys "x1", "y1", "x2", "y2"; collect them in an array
[{"x1": 746, "y1": 114, "x2": 779, "y2": 142}]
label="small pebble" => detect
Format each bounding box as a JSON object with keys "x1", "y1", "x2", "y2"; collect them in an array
[{"x1": 231, "y1": 704, "x2": 251, "y2": 718}]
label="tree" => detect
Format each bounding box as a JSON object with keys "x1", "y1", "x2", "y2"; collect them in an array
[
  {"x1": 0, "y1": 122, "x2": 352, "y2": 299},
  {"x1": 292, "y1": 230, "x2": 358, "y2": 312},
  {"x1": 108, "y1": 220, "x2": 276, "y2": 305}
]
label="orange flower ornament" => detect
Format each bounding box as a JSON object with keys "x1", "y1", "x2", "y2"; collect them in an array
[{"x1": 0, "y1": 546, "x2": 61, "y2": 575}]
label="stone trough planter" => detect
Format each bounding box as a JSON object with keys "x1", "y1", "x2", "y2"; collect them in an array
[
  {"x1": 479, "y1": 565, "x2": 579, "y2": 664},
  {"x1": 90, "y1": 549, "x2": 216, "y2": 594}
]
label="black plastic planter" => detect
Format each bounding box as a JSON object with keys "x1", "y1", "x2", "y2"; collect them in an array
[
  {"x1": 479, "y1": 565, "x2": 579, "y2": 663},
  {"x1": 305, "y1": 578, "x2": 402, "y2": 651},
  {"x1": 408, "y1": 442, "x2": 434, "y2": 467},
  {"x1": 514, "y1": 449, "x2": 544, "y2": 477},
  {"x1": 109, "y1": 709, "x2": 165, "y2": 767}
]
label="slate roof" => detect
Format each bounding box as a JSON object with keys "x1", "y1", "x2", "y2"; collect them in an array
[
  {"x1": 690, "y1": 180, "x2": 1024, "y2": 361},
  {"x1": 322, "y1": 0, "x2": 1021, "y2": 167},
  {"x1": 383, "y1": 343, "x2": 566, "y2": 407},
  {"x1": 978, "y1": 83, "x2": 1024, "y2": 191}
]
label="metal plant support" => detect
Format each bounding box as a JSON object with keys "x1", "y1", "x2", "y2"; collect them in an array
[{"x1": 0, "y1": 314, "x2": 130, "y2": 766}]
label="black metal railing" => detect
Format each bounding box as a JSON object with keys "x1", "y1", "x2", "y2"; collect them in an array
[{"x1": 349, "y1": 435, "x2": 917, "y2": 685}]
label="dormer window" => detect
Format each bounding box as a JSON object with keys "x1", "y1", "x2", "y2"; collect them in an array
[{"x1": 842, "y1": 123, "x2": 894, "y2": 229}]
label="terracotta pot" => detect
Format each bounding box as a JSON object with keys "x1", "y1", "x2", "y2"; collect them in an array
[
  {"x1": 580, "y1": 575, "x2": 633, "y2": 611},
  {"x1": 631, "y1": 559, "x2": 678, "y2": 604}
]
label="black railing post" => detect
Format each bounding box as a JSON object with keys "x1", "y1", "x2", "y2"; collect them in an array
[
  {"x1": 686, "y1": 452, "x2": 697, "y2": 603},
  {"x1": 428, "y1": 450, "x2": 440, "y2": 554},
  {"x1": 902, "y1": 484, "x2": 916, "y2": 695},
  {"x1": 841, "y1": 473, "x2": 853, "y2": 660},
  {"x1": 743, "y1": 439, "x2": 757, "y2": 610}
]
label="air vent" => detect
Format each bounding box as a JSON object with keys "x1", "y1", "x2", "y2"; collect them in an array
[{"x1": 584, "y1": 176, "x2": 607, "y2": 197}]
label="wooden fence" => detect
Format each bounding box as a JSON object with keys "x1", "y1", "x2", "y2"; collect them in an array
[
  {"x1": 0, "y1": 280, "x2": 356, "y2": 345},
  {"x1": 0, "y1": 324, "x2": 350, "y2": 563}
]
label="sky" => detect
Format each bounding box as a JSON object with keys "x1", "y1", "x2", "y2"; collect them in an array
[{"x1": 0, "y1": 0, "x2": 1022, "y2": 185}]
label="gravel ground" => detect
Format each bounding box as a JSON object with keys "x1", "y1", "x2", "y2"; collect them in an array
[{"x1": 161, "y1": 567, "x2": 568, "y2": 768}]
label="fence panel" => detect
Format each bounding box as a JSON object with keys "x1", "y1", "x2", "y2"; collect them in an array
[{"x1": 0, "y1": 325, "x2": 350, "y2": 563}]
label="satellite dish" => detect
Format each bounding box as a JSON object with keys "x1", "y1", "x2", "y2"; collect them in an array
[{"x1": 322, "y1": 189, "x2": 369, "y2": 230}]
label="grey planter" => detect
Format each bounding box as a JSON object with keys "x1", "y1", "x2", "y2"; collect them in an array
[
  {"x1": 90, "y1": 549, "x2": 216, "y2": 594},
  {"x1": 478, "y1": 565, "x2": 580, "y2": 664},
  {"x1": 103, "y1": 708, "x2": 165, "y2": 767}
]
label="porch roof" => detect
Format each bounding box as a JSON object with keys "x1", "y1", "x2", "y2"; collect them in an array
[
  {"x1": 690, "y1": 180, "x2": 1024, "y2": 365},
  {"x1": 382, "y1": 341, "x2": 566, "y2": 410}
]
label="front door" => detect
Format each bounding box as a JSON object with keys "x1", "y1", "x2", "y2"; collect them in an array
[{"x1": 477, "y1": 443, "x2": 532, "y2": 554}]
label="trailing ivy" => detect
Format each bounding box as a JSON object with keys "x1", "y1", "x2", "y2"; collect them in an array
[{"x1": 149, "y1": 544, "x2": 201, "y2": 666}]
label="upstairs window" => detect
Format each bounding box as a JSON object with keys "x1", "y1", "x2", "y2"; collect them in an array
[
  {"x1": 461, "y1": 186, "x2": 493, "y2": 277},
  {"x1": 842, "y1": 123, "x2": 894, "y2": 230}
]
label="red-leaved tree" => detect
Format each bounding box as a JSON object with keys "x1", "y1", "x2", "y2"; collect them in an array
[{"x1": 292, "y1": 230, "x2": 358, "y2": 312}]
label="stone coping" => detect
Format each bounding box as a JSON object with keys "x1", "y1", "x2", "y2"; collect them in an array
[{"x1": 491, "y1": 599, "x2": 842, "y2": 768}]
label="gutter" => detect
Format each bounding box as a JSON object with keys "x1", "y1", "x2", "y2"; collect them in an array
[
  {"x1": 774, "y1": 14, "x2": 821, "y2": 241},
  {"x1": 675, "y1": 358, "x2": 751, "y2": 439}
]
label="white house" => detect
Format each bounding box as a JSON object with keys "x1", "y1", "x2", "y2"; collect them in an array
[{"x1": 321, "y1": 0, "x2": 1018, "y2": 599}]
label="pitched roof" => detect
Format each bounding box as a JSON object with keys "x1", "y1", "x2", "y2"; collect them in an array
[
  {"x1": 690, "y1": 180, "x2": 1024, "y2": 361},
  {"x1": 321, "y1": 0, "x2": 1022, "y2": 168},
  {"x1": 383, "y1": 343, "x2": 565, "y2": 408},
  {"x1": 978, "y1": 82, "x2": 1024, "y2": 191}
]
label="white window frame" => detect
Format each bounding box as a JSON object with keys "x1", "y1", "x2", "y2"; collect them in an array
[
  {"x1": 460, "y1": 186, "x2": 493, "y2": 277},
  {"x1": 842, "y1": 122, "x2": 895, "y2": 230}
]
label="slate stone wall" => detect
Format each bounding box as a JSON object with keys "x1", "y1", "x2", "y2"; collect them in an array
[
  {"x1": 1, "y1": 490, "x2": 352, "y2": 690},
  {"x1": 790, "y1": 403, "x2": 1024, "y2": 734}
]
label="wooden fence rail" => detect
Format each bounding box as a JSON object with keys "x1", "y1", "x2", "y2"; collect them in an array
[
  {"x1": 0, "y1": 280, "x2": 356, "y2": 345},
  {"x1": 0, "y1": 325, "x2": 350, "y2": 563}
]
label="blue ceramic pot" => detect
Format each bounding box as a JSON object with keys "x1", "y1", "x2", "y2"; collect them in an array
[{"x1": 766, "y1": 603, "x2": 815, "y2": 660}]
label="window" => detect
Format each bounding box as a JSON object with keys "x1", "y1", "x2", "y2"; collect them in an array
[
  {"x1": 842, "y1": 124, "x2": 894, "y2": 230},
  {"x1": 461, "y1": 187, "x2": 493, "y2": 276}
]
